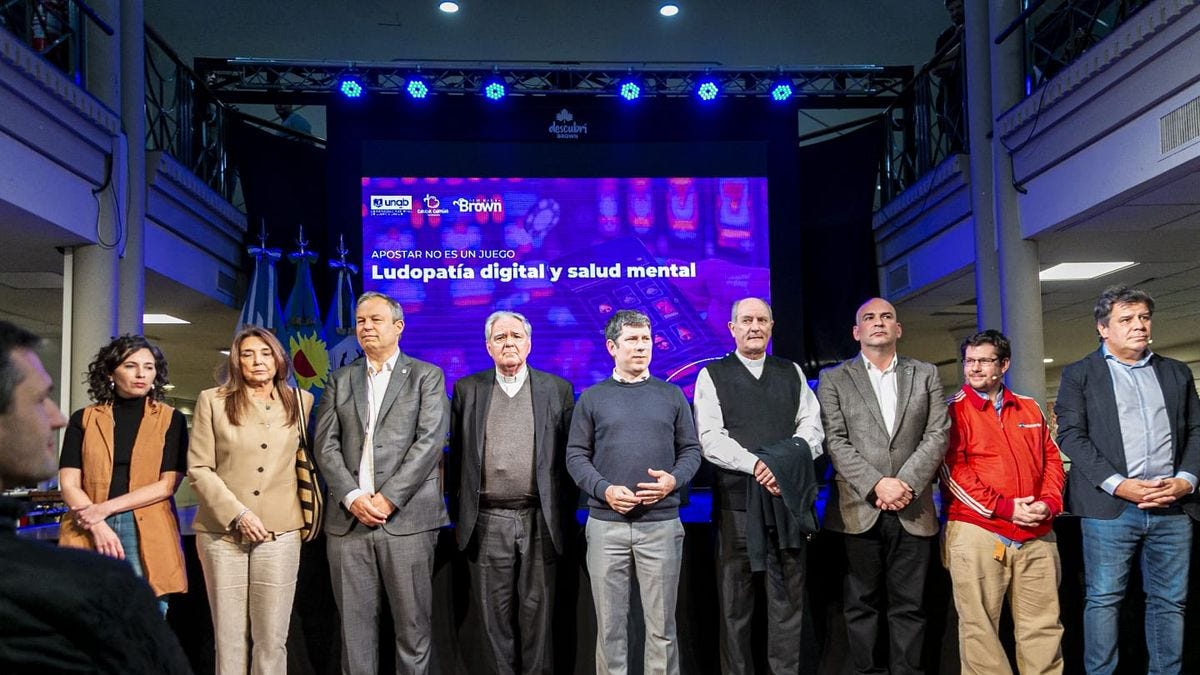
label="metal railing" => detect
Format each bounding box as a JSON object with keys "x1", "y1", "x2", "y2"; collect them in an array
[
  {"x1": 144, "y1": 24, "x2": 238, "y2": 205},
  {"x1": 0, "y1": 0, "x2": 110, "y2": 85},
  {"x1": 1021, "y1": 0, "x2": 1152, "y2": 90},
  {"x1": 873, "y1": 27, "x2": 966, "y2": 208}
]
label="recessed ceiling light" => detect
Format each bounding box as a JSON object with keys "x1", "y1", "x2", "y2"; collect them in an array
[
  {"x1": 1043, "y1": 358, "x2": 1054, "y2": 364},
  {"x1": 659, "y1": 4, "x2": 680, "y2": 17},
  {"x1": 1038, "y1": 261, "x2": 1136, "y2": 281},
  {"x1": 143, "y1": 313, "x2": 190, "y2": 325},
  {"x1": 439, "y1": 1, "x2": 459, "y2": 13}
]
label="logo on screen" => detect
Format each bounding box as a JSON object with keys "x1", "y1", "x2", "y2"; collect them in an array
[
  {"x1": 418, "y1": 194, "x2": 450, "y2": 215},
  {"x1": 369, "y1": 195, "x2": 413, "y2": 214},
  {"x1": 548, "y1": 108, "x2": 588, "y2": 140},
  {"x1": 453, "y1": 197, "x2": 504, "y2": 213}
]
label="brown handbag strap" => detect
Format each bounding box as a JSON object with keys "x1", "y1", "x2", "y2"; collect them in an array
[{"x1": 294, "y1": 386, "x2": 309, "y2": 449}]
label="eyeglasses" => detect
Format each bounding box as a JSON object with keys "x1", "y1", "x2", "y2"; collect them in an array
[{"x1": 963, "y1": 357, "x2": 1001, "y2": 366}]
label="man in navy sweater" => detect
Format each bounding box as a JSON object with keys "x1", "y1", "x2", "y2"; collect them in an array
[{"x1": 566, "y1": 309, "x2": 702, "y2": 675}]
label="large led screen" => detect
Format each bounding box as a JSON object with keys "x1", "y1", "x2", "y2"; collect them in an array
[{"x1": 362, "y1": 176, "x2": 770, "y2": 395}]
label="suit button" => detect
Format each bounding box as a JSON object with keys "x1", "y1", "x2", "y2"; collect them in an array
[
  {"x1": 261, "y1": 443, "x2": 268, "y2": 449},
  {"x1": 352, "y1": 470, "x2": 358, "y2": 476},
  {"x1": 253, "y1": 490, "x2": 260, "y2": 496},
  {"x1": 257, "y1": 467, "x2": 264, "y2": 473}
]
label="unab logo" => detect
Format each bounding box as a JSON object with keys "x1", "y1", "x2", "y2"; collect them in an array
[{"x1": 369, "y1": 195, "x2": 413, "y2": 215}]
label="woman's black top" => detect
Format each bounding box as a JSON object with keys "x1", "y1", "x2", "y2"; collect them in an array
[{"x1": 59, "y1": 396, "x2": 188, "y2": 498}]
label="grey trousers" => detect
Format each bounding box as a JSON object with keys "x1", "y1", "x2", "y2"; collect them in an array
[
  {"x1": 327, "y1": 527, "x2": 438, "y2": 675},
  {"x1": 467, "y1": 507, "x2": 556, "y2": 675},
  {"x1": 585, "y1": 516, "x2": 685, "y2": 675},
  {"x1": 715, "y1": 508, "x2": 807, "y2": 674}
]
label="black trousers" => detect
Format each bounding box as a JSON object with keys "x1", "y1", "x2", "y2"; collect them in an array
[
  {"x1": 466, "y1": 507, "x2": 556, "y2": 675},
  {"x1": 841, "y1": 513, "x2": 932, "y2": 675},
  {"x1": 715, "y1": 508, "x2": 807, "y2": 674}
]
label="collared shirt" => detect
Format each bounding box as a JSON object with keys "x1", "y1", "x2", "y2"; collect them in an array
[
  {"x1": 496, "y1": 364, "x2": 529, "y2": 398},
  {"x1": 1099, "y1": 345, "x2": 1196, "y2": 494},
  {"x1": 862, "y1": 352, "x2": 899, "y2": 436},
  {"x1": 970, "y1": 385, "x2": 1005, "y2": 418},
  {"x1": 612, "y1": 368, "x2": 651, "y2": 383},
  {"x1": 343, "y1": 349, "x2": 401, "y2": 509},
  {"x1": 694, "y1": 351, "x2": 824, "y2": 473}
]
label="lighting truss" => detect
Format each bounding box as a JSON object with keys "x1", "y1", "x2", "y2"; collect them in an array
[{"x1": 194, "y1": 58, "x2": 912, "y2": 108}]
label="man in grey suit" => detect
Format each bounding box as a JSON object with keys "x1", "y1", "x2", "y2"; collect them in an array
[
  {"x1": 817, "y1": 297, "x2": 949, "y2": 675},
  {"x1": 448, "y1": 310, "x2": 575, "y2": 674},
  {"x1": 314, "y1": 291, "x2": 449, "y2": 675}
]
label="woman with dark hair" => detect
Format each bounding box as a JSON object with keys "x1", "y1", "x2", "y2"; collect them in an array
[
  {"x1": 58, "y1": 334, "x2": 189, "y2": 612},
  {"x1": 188, "y1": 326, "x2": 313, "y2": 674}
]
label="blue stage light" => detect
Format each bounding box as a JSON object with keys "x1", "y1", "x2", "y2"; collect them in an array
[
  {"x1": 484, "y1": 78, "x2": 506, "y2": 100},
  {"x1": 339, "y1": 76, "x2": 364, "y2": 99},
  {"x1": 771, "y1": 81, "x2": 793, "y2": 101},
  {"x1": 407, "y1": 78, "x2": 429, "y2": 99},
  {"x1": 696, "y1": 79, "x2": 720, "y2": 101},
  {"x1": 620, "y1": 81, "x2": 641, "y2": 101}
]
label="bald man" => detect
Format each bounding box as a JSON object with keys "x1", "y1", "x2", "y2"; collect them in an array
[{"x1": 817, "y1": 298, "x2": 949, "y2": 675}]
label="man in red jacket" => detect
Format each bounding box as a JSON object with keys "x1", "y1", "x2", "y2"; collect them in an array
[{"x1": 940, "y1": 329, "x2": 1065, "y2": 675}]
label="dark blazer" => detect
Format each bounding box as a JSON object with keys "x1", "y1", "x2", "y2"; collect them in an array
[
  {"x1": 1055, "y1": 348, "x2": 1200, "y2": 520},
  {"x1": 448, "y1": 366, "x2": 576, "y2": 553},
  {"x1": 313, "y1": 351, "x2": 450, "y2": 536},
  {"x1": 817, "y1": 354, "x2": 949, "y2": 537}
]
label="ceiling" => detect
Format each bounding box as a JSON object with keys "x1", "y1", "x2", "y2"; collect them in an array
[
  {"x1": 895, "y1": 160, "x2": 1200, "y2": 396},
  {"x1": 9, "y1": 1, "x2": 1196, "y2": 406}
]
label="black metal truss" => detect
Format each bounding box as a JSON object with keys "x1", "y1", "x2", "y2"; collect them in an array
[{"x1": 194, "y1": 58, "x2": 913, "y2": 108}]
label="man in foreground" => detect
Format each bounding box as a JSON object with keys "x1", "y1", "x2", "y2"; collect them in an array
[{"x1": 0, "y1": 321, "x2": 191, "y2": 673}]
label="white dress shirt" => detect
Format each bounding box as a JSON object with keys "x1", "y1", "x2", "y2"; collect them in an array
[
  {"x1": 694, "y1": 351, "x2": 825, "y2": 475},
  {"x1": 862, "y1": 352, "x2": 899, "y2": 436},
  {"x1": 496, "y1": 364, "x2": 529, "y2": 398},
  {"x1": 343, "y1": 349, "x2": 400, "y2": 510}
]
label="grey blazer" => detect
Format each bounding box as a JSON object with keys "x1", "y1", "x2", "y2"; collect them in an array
[
  {"x1": 447, "y1": 367, "x2": 576, "y2": 553},
  {"x1": 817, "y1": 354, "x2": 949, "y2": 537},
  {"x1": 313, "y1": 351, "x2": 450, "y2": 536}
]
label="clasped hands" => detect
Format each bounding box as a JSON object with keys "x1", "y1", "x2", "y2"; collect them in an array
[
  {"x1": 349, "y1": 493, "x2": 397, "y2": 526},
  {"x1": 872, "y1": 476, "x2": 914, "y2": 511},
  {"x1": 1114, "y1": 477, "x2": 1192, "y2": 510},
  {"x1": 604, "y1": 468, "x2": 676, "y2": 514}
]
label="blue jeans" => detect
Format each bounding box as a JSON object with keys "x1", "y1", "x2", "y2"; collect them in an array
[
  {"x1": 1080, "y1": 504, "x2": 1193, "y2": 675},
  {"x1": 107, "y1": 511, "x2": 169, "y2": 616}
]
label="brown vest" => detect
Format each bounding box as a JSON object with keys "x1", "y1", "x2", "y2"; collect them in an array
[{"x1": 57, "y1": 400, "x2": 187, "y2": 596}]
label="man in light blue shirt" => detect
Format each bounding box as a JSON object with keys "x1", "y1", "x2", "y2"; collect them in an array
[{"x1": 1056, "y1": 285, "x2": 1200, "y2": 675}]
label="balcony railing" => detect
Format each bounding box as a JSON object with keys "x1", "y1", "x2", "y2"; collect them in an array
[
  {"x1": 1023, "y1": 0, "x2": 1152, "y2": 91},
  {"x1": 0, "y1": 0, "x2": 108, "y2": 86},
  {"x1": 144, "y1": 25, "x2": 239, "y2": 205},
  {"x1": 872, "y1": 26, "x2": 966, "y2": 208}
]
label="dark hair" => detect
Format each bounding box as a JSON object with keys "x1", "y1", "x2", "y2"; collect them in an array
[
  {"x1": 218, "y1": 326, "x2": 299, "y2": 428},
  {"x1": 1094, "y1": 285, "x2": 1154, "y2": 326},
  {"x1": 605, "y1": 309, "x2": 651, "y2": 343},
  {"x1": 959, "y1": 329, "x2": 1011, "y2": 363},
  {"x1": 0, "y1": 321, "x2": 41, "y2": 415},
  {"x1": 85, "y1": 334, "x2": 169, "y2": 404}
]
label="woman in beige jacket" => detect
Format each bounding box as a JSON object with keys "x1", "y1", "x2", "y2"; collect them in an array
[{"x1": 188, "y1": 326, "x2": 314, "y2": 675}]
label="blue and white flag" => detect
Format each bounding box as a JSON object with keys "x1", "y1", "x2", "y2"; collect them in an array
[
  {"x1": 281, "y1": 229, "x2": 329, "y2": 401},
  {"x1": 324, "y1": 235, "x2": 362, "y2": 371}
]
